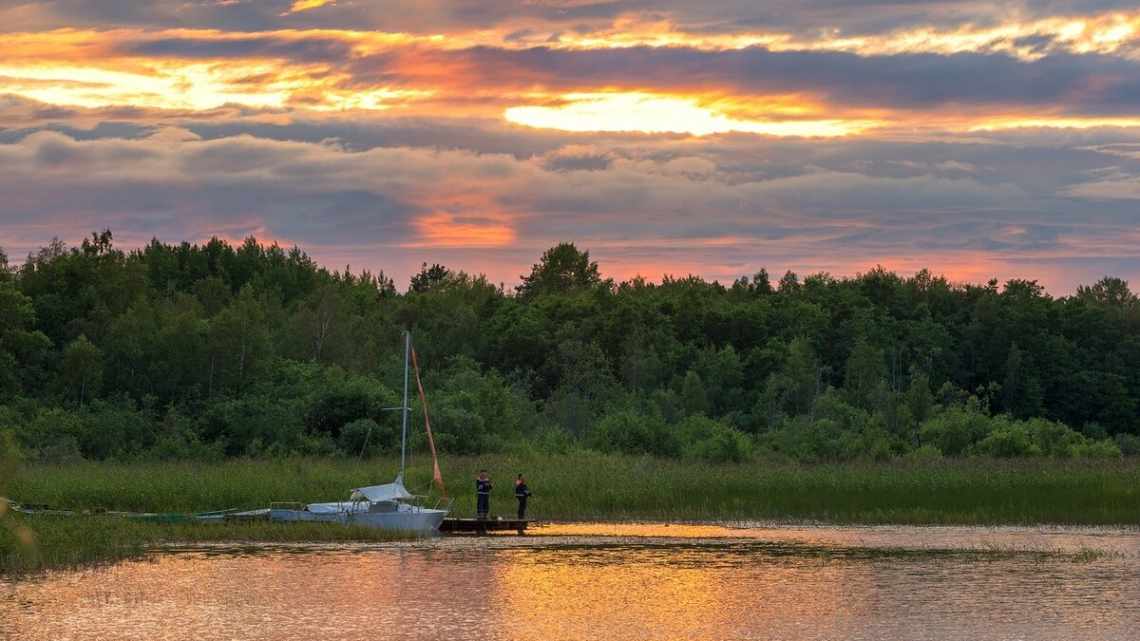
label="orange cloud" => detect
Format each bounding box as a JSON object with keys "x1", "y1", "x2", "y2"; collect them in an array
[
  {"x1": 1, "y1": 22, "x2": 1139, "y2": 133},
  {"x1": 284, "y1": 1, "x2": 336, "y2": 15},
  {"x1": 411, "y1": 213, "x2": 517, "y2": 248}
]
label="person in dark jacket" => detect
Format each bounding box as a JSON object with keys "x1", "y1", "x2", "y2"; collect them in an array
[
  {"x1": 514, "y1": 474, "x2": 531, "y2": 519},
  {"x1": 475, "y1": 470, "x2": 492, "y2": 519}
]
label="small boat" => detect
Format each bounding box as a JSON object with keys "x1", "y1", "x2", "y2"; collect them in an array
[{"x1": 270, "y1": 331, "x2": 450, "y2": 533}]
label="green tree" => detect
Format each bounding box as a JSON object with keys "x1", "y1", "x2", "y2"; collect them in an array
[
  {"x1": 4, "y1": 231, "x2": 1140, "y2": 461},
  {"x1": 784, "y1": 338, "x2": 823, "y2": 415},
  {"x1": 778, "y1": 271, "x2": 800, "y2": 294},
  {"x1": 0, "y1": 281, "x2": 51, "y2": 398},
  {"x1": 681, "y1": 370, "x2": 710, "y2": 416},
  {"x1": 1002, "y1": 342, "x2": 1043, "y2": 418},
  {"x1": 207, "y1": 286, "x2": 271, "y2": 393},
  {"x1": 62, "y1": 335, "x2": 103, "y2": 405},
  {"x1": 843, "y1": 339, "x2": 886, "y2": 410},
  {"x1": 517, "y1": 243, "x2": 606, "y2": 300},
  {"x1": 194, "y1": 276, "x2": 231, "y2": 317},
  {"x1": 903, "y1": 372, "x2": 934, "y2": 442},
  {"x1": 693, "y1": 345, "x2": 744, "y2": 416},
  {"x1": 758, "y1": 338, "x2": 822, "y2": 427},
  {"x1": 294, "y1": 283, "x2": 348, "y2": 363},
  {"x1": 409, "y1": 263, "x2": 454, "y2": 293},
  {"x1": 619, "y1": 332, "x2": 665, "y2": 392},
  {"x1": 1076, "y1": 277, "x2": 1137, "y2": 310}
]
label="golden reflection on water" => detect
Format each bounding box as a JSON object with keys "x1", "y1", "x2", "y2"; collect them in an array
[
  {"x1": 2, "y1": 524, "x2": 1138, "y2": 641},
  {"x1": 492, "y1": 548, "x2": 851, "y2": 641},
  {"x1": 534, "y1": 521, "x2": 1140, "y2": 554}
]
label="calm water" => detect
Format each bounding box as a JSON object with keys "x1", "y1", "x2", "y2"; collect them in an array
[{"x1": 3, "y1": 523, "x2": 1138, "y2": 641}]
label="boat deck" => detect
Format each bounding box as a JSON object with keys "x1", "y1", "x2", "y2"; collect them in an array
[{"x1": 439, "y1": 518, "x2": 535, "y2": 535}]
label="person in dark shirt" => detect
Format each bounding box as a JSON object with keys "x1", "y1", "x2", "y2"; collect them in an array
[
  {"x1": 514, "y1": 474, "x2": 531, "y2": 520},
  {"x1": 475, "y1": 470, "x2": 492, "y2": 519}
]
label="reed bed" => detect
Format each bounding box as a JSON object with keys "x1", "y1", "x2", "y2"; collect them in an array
[
  {"x1": 10, "y1": 454, "x2": 1140, "y2": 524},
  {"x1": 0, "y1": 515, "x2": 413, "y2": 573},
  {"x1": 4, "y1": 454, "x2": 1138, "y2": 572}
]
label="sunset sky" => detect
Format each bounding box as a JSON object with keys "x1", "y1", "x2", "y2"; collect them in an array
[{"x1": 2, "y1": 1, "x2": 1140, "y2": 293}]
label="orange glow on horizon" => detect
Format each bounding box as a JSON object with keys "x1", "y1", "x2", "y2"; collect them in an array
[
  {"x1": 505, "y1": 92, "x2": 877, "y2": 137},
  {"x1": 411, "y1": 213, "x2": 517, "y2": 248},
  {"x1": 970, "y1": 116, "x2": 1140, "y2": 130}
]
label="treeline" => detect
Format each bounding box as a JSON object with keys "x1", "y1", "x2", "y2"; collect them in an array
[{"x1": 1, "y1": 232, "x2": 1137, "y2": 463}]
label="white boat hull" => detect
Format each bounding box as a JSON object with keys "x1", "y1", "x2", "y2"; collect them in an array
[{"x1": 270, "y1": 503, "x2": 447, "y2": 533}]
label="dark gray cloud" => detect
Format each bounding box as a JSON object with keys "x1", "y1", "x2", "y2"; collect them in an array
[
  {"x1": 424, "y1": 46, "x2": 1140, "y2": 113},
  {"x1": 0, "y1": 121, "x2": 154, "y2": 144},
  {"x1": 121, "y1": 36, "x2": 355, "y2": 62},
  {"x1": 5, "y1": 0, "x2": 1140, "y2": 35}
]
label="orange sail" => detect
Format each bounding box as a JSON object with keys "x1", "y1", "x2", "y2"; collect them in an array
[{"x1": 411, "y1": 346, "x2": 447, "y2": 498}]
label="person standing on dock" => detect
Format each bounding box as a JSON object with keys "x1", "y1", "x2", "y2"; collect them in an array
[
  {"x1": 475, "y1": 470, "x2": 492, "y2": 519},
  {"x1": 514, "y1": 474, "x2": 531, "y2": 520}
]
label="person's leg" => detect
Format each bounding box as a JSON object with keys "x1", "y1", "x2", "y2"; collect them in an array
[{"x1": 517, "y1": 497, "x2": 527, "y2": 519}]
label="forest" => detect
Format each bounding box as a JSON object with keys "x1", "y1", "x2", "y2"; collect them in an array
[{"x1": 1, "y1": 231, "x2": 1137, "y2": 464}]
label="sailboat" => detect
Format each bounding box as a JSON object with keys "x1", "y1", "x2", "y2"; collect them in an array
[{"x1": 270, "y1": 331, "x2": 451, "y2": 533}]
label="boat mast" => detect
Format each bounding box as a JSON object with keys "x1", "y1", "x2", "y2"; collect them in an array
[{"x1": 400, "y1": 330, "x2": 410, "y2": 480}]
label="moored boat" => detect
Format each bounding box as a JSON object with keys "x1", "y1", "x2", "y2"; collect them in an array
[{"x1": 270, "y1": 331, "x2": 450, "y2": 533}]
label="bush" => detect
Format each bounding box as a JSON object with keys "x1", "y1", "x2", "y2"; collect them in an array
[
  {"x1": 19, "y1": 408, "x2": 85, "y2": 461},
  {"x1": 337, "y1": 418, "x2": 396, "y2": 458},
  {"x1": 677, "y1": 415, "x2": 752, "y2": 463},
  {"x1": 424, "y1": 358, "x2": 536, "y2": 455},
  {"x1": 203, "y1": 395, "x2": 307, "y2": 456},
  {"x1": 149, "y1": 431, "x2": 225, "y2": 461},
  {"x1": 1071, "y1": 439, "x2": 1122, "y2": 458},
  {"x1": 303, "y1": 376, "x2": 395, "y2": 439},
  {"x1": 428, "y1": 404, "x2": 491, "y2": 455},
  {"x1": 588, "y1": 409, "x2": 680, "y2": 458},
  {"x1": 77, "y1": 401, "x2": 160, "y2": 460},
  {"x1": 906, "y1": 444, "x2": 944, "y2": 461},
  {"x1": 762, "y1": 416, "x2": 846, "y2": 463},
  {"x1": 1021, "y1": 418, "x2": 1085, "y2": 457},
  {"x1": 918, "y1": 403, "x2": 994, "y2": 456},
  {"x1": 861, "y1": 432, "x2": 895, "y2": 462},
  {"x1": 971, "y1": 423, "x2": 1042, "y2": 458},
  {"x1": 517, "y1": 424, "x2": 576, "y2": 455}
]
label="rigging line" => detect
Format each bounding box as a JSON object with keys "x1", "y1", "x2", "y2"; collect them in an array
[{"x1": 410, "y1": 344, "x2": 447, "y2": 499}]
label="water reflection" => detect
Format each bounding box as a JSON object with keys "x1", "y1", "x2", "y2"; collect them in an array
[{"x1": 2, "y1": 523, "x2": 1138, "y2": 641}]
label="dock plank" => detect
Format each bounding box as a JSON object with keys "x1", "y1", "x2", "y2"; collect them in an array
[{"x1": 440, "y1": 518, "x2": 534, "y2": 535}]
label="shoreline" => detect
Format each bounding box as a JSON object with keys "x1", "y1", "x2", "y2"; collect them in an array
[{"x1": 5, "y1": 455, "x2": 1139, "y2": 573}]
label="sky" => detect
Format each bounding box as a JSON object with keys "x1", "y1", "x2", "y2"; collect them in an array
[{"x1": 2, "y1": 1, "x2": 1140, "y2": 293}]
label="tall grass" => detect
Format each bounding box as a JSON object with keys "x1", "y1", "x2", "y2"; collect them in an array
[
  {"x1": 0, "y1": 515, "x2": 413, "y2": 573},
  {"x1": 5, "y1": 454, "x2": 1138, "y2": 572},
  {"x1": 10, "y1": 454, "x2": 1140, "y2": 524}
]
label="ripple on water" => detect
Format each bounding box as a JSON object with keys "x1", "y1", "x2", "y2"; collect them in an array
[{"x1": 3, "y1": 523, "x2": 1138, "y2": 641}]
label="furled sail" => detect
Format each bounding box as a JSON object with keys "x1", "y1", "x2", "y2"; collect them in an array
[{"x1": 352, "y1": 476, "x2": 416, "y2": 502}]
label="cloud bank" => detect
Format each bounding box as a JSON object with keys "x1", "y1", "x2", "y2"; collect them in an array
[{"x1": 1, "y1": 1, "x2": 1139, "y2": 293}]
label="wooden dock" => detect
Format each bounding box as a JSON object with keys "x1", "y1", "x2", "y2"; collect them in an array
[{"x1": 440, "y1": 517, "x2": 534, "y2": 535}]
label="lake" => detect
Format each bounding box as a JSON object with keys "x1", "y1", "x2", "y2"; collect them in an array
[{"x1": 3, "y1": 523, "x2": 1138, "y2": 641}]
